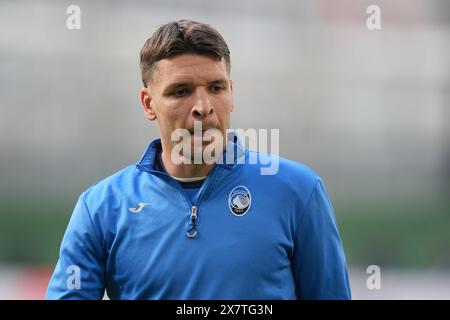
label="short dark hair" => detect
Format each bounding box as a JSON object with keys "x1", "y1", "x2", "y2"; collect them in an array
[{"x1": 140, "y1": 19, "x2": 231, "y2": 87}]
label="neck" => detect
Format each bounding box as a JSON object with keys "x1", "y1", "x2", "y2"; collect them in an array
[{"x1": 160, "y1": 149, "x2": 215, "y2": 179}]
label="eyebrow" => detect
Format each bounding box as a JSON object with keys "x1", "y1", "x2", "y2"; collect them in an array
[{"x1": 163, "y1": 79, "x2": 228, "y2": 95}]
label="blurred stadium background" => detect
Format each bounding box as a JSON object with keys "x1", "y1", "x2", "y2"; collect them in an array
[{"x1": 0, "y1": 0, "x2": 449, "y2": 299}]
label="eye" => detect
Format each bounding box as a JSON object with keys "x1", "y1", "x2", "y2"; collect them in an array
[
  {"x1": 210, "y1": 84, "x2": 225, "y2": 93},
  {"x1": 174, "y1": 88, "x2": 188, "y2": 97}
]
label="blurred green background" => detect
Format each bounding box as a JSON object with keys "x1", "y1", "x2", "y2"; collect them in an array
[{"x1": 1, "y1": 195, "x2": 449, "y2": 268}]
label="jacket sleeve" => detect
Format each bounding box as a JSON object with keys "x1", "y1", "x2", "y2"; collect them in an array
[
  {"x1": 292, "y1": 179, "x2": 351, "y2": 300},
  {"x1": 46, "y1": 194, "x2": 107, "y2": 299}
]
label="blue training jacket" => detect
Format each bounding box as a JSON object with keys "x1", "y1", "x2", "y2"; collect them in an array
[{"x1": 46, "y1": 135, "x2": 351, "y2": 300}]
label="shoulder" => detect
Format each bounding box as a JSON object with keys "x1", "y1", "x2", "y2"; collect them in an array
[
  {"x1": 245, "y1": 151, "x2": 338, "y2": 236},
  {"x1": 244, "y1": 150, "x2": 323, "y2": 212},
  {"x1": 79, "y1": 164, "x2": 139, "y2": 212},
  {"x1": 246, "y1": 150, "x2": 321, "y2": 187}
]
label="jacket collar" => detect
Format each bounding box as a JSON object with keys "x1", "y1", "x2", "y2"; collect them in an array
[{"x1": 136, "y1": 130, "x2": 247, "y2": 173}]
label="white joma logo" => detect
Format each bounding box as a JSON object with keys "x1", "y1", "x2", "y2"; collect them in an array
[{"x1": 129, "y1": 202, "x2": 149, "y2": 213}]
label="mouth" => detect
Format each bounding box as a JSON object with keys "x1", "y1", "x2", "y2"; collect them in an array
[
  {"x1": 188, "y1": 127, "x2": 221, "y2": 135},
  {"x1": 187, "y1": 127, "x2": 222, "y2": 145}
]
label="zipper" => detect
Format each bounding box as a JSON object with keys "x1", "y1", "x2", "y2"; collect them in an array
[
  {"x1": 186, "y1": 205, "x2": 198, "y2": 238},
  {"x1": 152, "y1": 165, "x2": 220, "y2": 239}
]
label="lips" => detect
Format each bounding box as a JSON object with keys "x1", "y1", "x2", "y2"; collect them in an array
[
  {"x1": 187, "y1": 127, "x2": 222, "y2": 144},
  {"x1": 188, "y1": 126, "x2": 220, "y2": 135}
]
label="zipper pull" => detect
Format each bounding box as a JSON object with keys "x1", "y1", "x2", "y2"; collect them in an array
[
  {"x1": 186, "y1": 206, "x2": 198, "y2": 239},
  {"x1": 190, "y1": 206, "x2": 198, "y2": 224}
]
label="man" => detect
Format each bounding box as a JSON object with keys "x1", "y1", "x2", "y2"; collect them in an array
[{"x1": 46, "y1": 20, "x2": 351, "y2": 300}]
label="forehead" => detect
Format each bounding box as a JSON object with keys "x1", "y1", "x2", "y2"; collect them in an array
[{"x1": 152, "y1": 54, "x2": 229, "y2": 85}]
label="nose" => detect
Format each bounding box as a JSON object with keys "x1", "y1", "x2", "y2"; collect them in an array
[{"x1": 192, "y1": 87, "x2": 213, "y2": 120}]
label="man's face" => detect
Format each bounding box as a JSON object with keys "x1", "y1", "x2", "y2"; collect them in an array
[{"x1": 141, "y1": 54, "x2": 234, "y2": 161}]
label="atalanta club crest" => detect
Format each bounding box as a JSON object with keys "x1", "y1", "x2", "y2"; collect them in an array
[{"x1": 228, "y1": 186, "x2": 251, "y2": 216}]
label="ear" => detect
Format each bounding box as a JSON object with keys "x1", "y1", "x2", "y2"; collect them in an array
[
  {"x1": 229, "y1": 79, "x2": 234, "y2": 112},
  {"x1": 140, "y1": 87, "x2": 157, "y2": 121}
]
